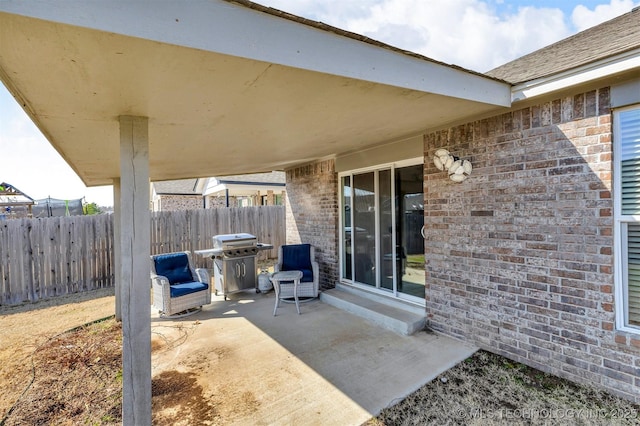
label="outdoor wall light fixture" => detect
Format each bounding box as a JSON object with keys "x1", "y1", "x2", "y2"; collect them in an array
[{"x1": 433, "y1": 149, "x2": 473, "y2": 183}]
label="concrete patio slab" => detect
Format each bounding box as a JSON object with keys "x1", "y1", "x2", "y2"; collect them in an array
[{"x1": 150, "y1": 290, "x2": 477, "y2": 425}]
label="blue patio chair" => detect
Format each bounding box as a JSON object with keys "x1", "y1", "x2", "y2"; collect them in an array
[
  {"x1": 150, "y1": 251, "x2": 211, "y2": 317},
  {"x1": 274, "y1": 244, "x2": 319, "y2": 299}
]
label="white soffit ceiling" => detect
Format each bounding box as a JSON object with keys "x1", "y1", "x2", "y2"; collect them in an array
[{"x1": 0, "y1": 0, "x2": 511, "y2": 186}]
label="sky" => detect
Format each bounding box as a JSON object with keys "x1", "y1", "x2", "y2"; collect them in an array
[{"x1": 1, "y1": 0, "x2": 638, "y2": 207}]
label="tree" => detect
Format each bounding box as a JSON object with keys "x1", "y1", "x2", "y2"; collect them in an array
[{"x1": 83, "y1": 202, "x2": 102, "y2": 215}]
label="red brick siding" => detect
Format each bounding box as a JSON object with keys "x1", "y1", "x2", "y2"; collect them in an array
[
  {"x1": 425, "y1": 87, "x2": 639, "y2": 402},
  {"x1": 285, "y1": 160, "x2": 338, "y2": 290}
]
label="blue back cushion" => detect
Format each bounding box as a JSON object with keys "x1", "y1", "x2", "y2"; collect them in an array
[
  {"x1": 154, "y1": 252, "x2": 193, "y2": 284},
  {"x1": 281, "y1": 244, "x2": 313, "y2": 282}
]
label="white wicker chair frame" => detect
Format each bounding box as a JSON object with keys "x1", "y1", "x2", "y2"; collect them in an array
[{"x1": 150, "y1": 251, "x2": 212, "y2": 317}]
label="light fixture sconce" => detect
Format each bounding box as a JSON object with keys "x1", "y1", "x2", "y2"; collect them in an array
[{"x1": 433, "y1": 149, "x2": 472, "y2": 182}]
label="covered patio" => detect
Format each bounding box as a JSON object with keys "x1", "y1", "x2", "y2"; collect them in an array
[
  {"x1": 0, "y1": 287, "x2": 475, "y2": 424},
  {"x1": 151, "y1": 291, "x2": 476, "y2": 424},
  {"x1": 0, "y1": 0, "x2": 510, "y2": 422}
]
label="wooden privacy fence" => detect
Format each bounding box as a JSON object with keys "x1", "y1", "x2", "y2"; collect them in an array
[
  {"x1": 0, "y1": 206, "x2": 285, "y2": 305},
  {"x1": 0, "y1": 214, "x2": 114, "y2": 306}
]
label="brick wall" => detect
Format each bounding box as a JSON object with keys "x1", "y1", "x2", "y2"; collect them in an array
[
  {"x1": 157, "y1": 195, "x2": 202, "y2": 211},
  {"x1": 207, "y1": 195, "x2": 239, "y2": 208},
  {"x1": 206, "y1": 192, "x2": 286, "y2": 208},
  {"x1": 285, "y1": 159, "x2": 338, "y2": 290},
  {"x1": 424, "y1": 87, "x2": 640, "y2": 402},
  {"x1": 265, "y1": 190, "x2": 275, "y2": 206}
]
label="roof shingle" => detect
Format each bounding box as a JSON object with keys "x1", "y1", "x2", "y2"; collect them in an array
[
  {"x1": 486, "y1": 7, "x2": 640, "y2": 84},
  {"x1": 153, "y1": 179, "x2": 200, "y2": 195}
]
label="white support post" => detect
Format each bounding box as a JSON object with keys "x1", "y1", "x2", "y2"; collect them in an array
[
  {"x1": 118, "y1": 116, "x2": 151, "y2": 425},
  {"x1": 113, "y1": 178, "x2": 121, "y2": 322}
]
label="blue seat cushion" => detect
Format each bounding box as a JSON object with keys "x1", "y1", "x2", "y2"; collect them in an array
[
  {"x1": 281, "y1": 244, "x2": 313, "y2": 282},
  {"x1": 299, "y1": 268, "x2": 313, "y2": 283},
  {"x1": 169, "y1": 281, "x2": 209, "y2": 298},
  {"x1": 154, "y1": 252, "x2": 193, "y2": 284}
]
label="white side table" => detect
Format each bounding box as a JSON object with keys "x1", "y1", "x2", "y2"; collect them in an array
[{"x1": 270, "y1": 270, "x2": 303, "y2": 316}]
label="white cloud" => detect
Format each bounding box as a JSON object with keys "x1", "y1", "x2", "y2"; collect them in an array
[
  {"x1": 259, "y1": 0, "x2": 639, "y2": 72},
  {"x1": 260, "y1": 0, "x2": 571, "y2": 72},
  {"x1": 344, "y1": 0, "x2": 570, "y2": 71},
  {"x1": 259, "y1": 0, "x2": 380, "y2": 25},
  {"x1": 571, "y1": 0, "x2": 639, "y2": 31},
  {"x1": 466, "y1": 5, "x2": 569, "y2": 71}
]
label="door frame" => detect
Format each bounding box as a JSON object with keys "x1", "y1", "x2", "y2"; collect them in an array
[{"x1": 338, "y1": 157, "x2": 425, "y2": 305}]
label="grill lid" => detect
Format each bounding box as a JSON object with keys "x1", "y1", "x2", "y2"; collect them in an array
[{"x1": 212, "y1": 233, "x2": 257, "y2": 249}]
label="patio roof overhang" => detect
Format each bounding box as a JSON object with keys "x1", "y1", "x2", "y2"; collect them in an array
[
  {"x1": 0, "y1": 0, "x2": 511, "y2": 187},
  {"x1": 0, "y1": 1, "x2": 513, "y2": 422}
]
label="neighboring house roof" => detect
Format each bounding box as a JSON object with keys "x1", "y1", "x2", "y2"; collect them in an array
[
  {"x1": 153, "y1": 173, "x2": 285, "y2": 198},
  {"x1": 486, "y1": 7, "x2": 640, "y2": 84},
  {"x1": 204, "y1": 172, "x2": 286, "y2": 197},
  {"x1": 215, "y1": 171, "x2": 285, "y2": 186},
  {"x1": 153, "y1": 179, "x2": 200, "y2": 195}
]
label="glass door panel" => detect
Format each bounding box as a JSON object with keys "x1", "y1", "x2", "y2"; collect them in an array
[
  {"x1": 353, "y1": 172, "x2": 376, "y2": 286},
  {"x1": 395, "y1": 164, "x2": 425, "y2": 299},
  {"x1": 341, "y1": 176, "x2": 352, "y2": 280},
  {"x1": 378, "y1": 169, "x2": 394, "y2": 291}
]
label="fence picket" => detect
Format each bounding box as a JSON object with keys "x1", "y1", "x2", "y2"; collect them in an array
[
  {"x1": 0, "y1": 220, "x2": 8, "y2": 304},
  {"x1": 0, "y1": 206, "x2": 284, "y2": 305}
]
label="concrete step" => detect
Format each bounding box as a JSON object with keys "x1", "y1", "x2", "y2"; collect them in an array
[{"x1": 320, "y1": 285, "x2": 426, "y2": 335}]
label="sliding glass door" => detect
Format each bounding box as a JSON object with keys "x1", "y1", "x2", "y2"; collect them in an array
[
  {"x1": 395, "y1": 164, "x2": 425, "y2": 299},
  {"x1": 340, "y1": 161, "x2": 424, "y2": 302}
]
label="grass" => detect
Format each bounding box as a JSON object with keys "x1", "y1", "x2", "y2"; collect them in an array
[
  {"x1": 368, "y1": 350, "x2": 640, "y2": 426},
  {"x1": 404, "y1": 254, "x2": 425, "y2": 269}
]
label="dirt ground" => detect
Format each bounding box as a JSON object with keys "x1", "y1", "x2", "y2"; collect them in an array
[
  {"x1": 0, "y1": 288, "x2": 117, "y2": 424},
  {"x1": 1, "y1": 289, "x2": 639, "y2": 425},
  {"x1": 0, "y1": 290, "x2": 215, "y2": 425}
]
